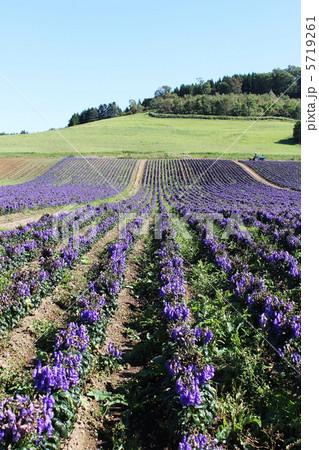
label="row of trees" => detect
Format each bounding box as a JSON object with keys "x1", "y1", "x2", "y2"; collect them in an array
[
  {"x1": 67, "y1": 66, "x2": 301, "y2": 126},
  {"x1": 148, "y1": 92, "x2": 301, "y2": 119},
  {"x1": 68, "y1": 100, "x2": 145, "y2": 127},
  {"x1": 68, "y1": 102, "x2": 122, "y2": 127},
  {"x1": 170, "y1": 66, "x2": 301, "y2": 99}
]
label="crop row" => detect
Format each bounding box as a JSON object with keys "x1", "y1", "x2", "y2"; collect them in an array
[
  {"x1": 240, "y1": 160, "x2": 301, "y2": 191},
  {"x1": 0, "y1": 160, "x2": 162, "y2": 447},
  {"x1": 0, "y1": 158, "x2": 137, "y2": 214},
  {"x1": 157, "y1": 200, "x2": 220, "y2": 449},
  {"x1": 153, "y1": 160, "x2": 300, "y2": 368},
  {"x1": 0, "y1": 159, "x2": 300, "y2": 448},
  {"x1": 0, "y1": 171, "x2": 154, "y2": 337}
]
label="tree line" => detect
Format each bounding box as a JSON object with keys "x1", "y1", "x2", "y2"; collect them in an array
[
  {"x1": 147, "y1": 92, "x2": 300, "y2": 119},
  {"x1": 67, "y1": 66, "x2": 300, "y2": 126},
  {"x1": 169, "y1": 66, "x2": 300, "y2": 98},
  {"x1": 68, "y1": 99, "x2": 145, "y2": 127},
  {"x1": 68, "y1": 102, "x2": 123, "y2": 127}
]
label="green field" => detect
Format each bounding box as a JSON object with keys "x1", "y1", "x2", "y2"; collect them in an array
[{"x1": 0, "y1": 113, "x2": 300, "y2": 160}]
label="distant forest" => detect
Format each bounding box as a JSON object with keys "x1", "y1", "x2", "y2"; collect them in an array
[{"x1": 67, "y1": 66, "x2": 301, "y2": 126}]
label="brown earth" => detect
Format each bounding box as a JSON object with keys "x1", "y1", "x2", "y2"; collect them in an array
[
  {"x1": 0, "y1": 296, "x2": 66, "y2": 375},
  {"x1": 131, "y1": 159, "x2": 147, "y2": 190},
  {"x1": 0, "y1": 204, "x2": 82, "y2": 231},
  {"x1": 0, "y1": 221, "x2": 120, "y2": 390},
  {"x1": 0, "y1": 212, "x2": 49, "y2": 230},
  {"x1": 62, "y1": 221, "x2": 150, "y2": 450},
  {"x1": 0, "y1": 157, "x2": 58, "y2": 186}
]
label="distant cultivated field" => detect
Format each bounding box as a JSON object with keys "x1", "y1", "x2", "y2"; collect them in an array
[
  {"x1": 0, "y1": 157, "x2": 59, "y2": 186},
  {"x1": 0, "y1": 113, "x2": 300, "y2": 160}
]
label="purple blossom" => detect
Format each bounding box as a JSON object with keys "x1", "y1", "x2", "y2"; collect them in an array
[{"x1": 107, "y1": 342, "x2": 122, "y2": 358}]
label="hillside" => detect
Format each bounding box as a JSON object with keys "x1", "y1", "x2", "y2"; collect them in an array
[{"x1": 0, "y1": 113, "x2": 300, "y2": 160}]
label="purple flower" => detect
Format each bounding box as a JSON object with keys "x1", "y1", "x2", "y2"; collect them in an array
[{"x1": 107, "y1": 342, "x2": 122, "y2": 358}]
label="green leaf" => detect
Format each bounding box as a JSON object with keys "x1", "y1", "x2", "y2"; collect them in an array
[{"x1": 87, "y1": 390, "x2": 127, "y2": 406}]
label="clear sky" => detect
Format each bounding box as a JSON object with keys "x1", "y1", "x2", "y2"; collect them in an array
[{"x1": 0, "y1": 0, "x2": 301, "y2": 133}]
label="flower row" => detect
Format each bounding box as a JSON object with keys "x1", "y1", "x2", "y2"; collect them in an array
[
  {"x1": 157, "y1": 201, "x2": 219, "y2": 450},
  {"x1": 0, "y1": 192, "x2": 155, "y2": 446}
]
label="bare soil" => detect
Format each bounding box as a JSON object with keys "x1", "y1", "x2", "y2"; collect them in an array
[
  {"x1": 0, "y1": 211, "x2": 52, "y2": 230},
  {"x1": 0, "y1": 204, "x2": 80, "y2": 231},
  {"x1": 62, "y1": 224, "x2": 150, "y2": 450},
  {"x1": 0, "y1": 222, "x2": 120, "y2": 384},
  {"x1": 0, "y1": 157, "x2": 57, "y2": 185},
  {"x1": 131, "y1": 159, "x2": 147, "y2": 190},
  {"x1": 0, "y1": 296, "x2": 66, "y2": 375}
]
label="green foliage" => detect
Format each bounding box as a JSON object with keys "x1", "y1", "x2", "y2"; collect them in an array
[
  {"x1": 170, "y1": 212, "x2": 201, "y2": 264},
  {"x1": 164, "y1": 221, "x2": 301, "y2": 447},
  {"x1": 87, "y1": 390, "x2": 128, "y2": 417},
  {"x1": 125, "y1": 99, "x2": 144, "y2": 115},
  {"x1": 64, "y1": 67, "x2": 300, "y2": 129},
  {"x1": 68, "y1": 102, "x2": 122, "y2": 127},
  {"x1": 173, "y1": 67, "x2": 301, "y2": 98},
  {"x1": 95, "y1": 351, "x2": 123, "y2": 375},
  {"x1": 154, "y1": 85, "x2": 172, "y2": 98},
  {"x1": 293, "y1": 120, "x2": 301, "y2": 143},
  {"x1": 186, "y1": 257, "x2": 300, "y2": 448},
  {"x1": 149, "y1": 92, "x2": 300, "y2": 119},
  {"x1": 31, "y1": 318, "x2": 60, "y2": 351},
  {"x1": 68, "y1": 113, "x2": 80, "y2": 127},
  {"x1": 0, "y1": 364, "x2": 35, "y2": 399}
]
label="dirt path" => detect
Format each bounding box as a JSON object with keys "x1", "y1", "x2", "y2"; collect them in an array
[
  {"x1": 0, "y1": 212, "x2": 52, "y2": 230},
  {"x1": 233, "y1": 160, "x2": 289, "y2": 190},
  {"x1": 62, "y1": 221, "x2": 150, "y2": 450},
  {"x1": 0, "y1": 204, "x2": 81, "y2": 231},
  {"x1": 131, "y1": 159, "x2": 147, "y2": 190}
]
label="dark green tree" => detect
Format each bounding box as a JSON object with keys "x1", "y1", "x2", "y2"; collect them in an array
[
  {"x1": 242, "y1": 73, "x2": 253, "y2": 93},
  {"x1": 68, "y1": 113, "x2": 80, "y2": 127},
  {"x1": 285, "y1": 66, "x2": 301, "y2": 98},
  {"x1": 271, "y1": 69, "x2": 295, "y2": 96},
  {"x1": 98, "y1": 104, "x2": 108, "y2": 120},
  {"x1": 86, "y1": 108, "x2": 99, "y2": 122},
  {"x1": 216, "y1": 81, "x2": 231, "y2": 94},
  {"x1": 154, "y1": 86, "x2": 172, "y2": 98},
  {"x1": 293, "y1": 120, "x2": 301, "y2": 143},
  {"x1": 79, "y1": 109, "x2": 89, "y2": 124},
  {"x1": 106, "y1": 102, "x2": 122, "y2": 118},
  {"x1": 128, "y1": 99, "x2": 138, "y2": 114},
  {"x1": 227, "y1": 77, "x2": 242, "y2": 94}
]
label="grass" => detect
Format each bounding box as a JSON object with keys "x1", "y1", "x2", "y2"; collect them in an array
[{"x1": 0, "y1": 113, "x2": 301, "y2": 160}]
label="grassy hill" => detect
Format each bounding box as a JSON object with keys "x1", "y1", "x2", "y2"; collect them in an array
[{"x1": 0, "y1": 113, "x2": 300, "y2": 160}]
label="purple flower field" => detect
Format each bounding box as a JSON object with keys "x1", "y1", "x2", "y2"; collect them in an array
[
  {"x1": 240, "y1": 160, "x2": 301, "y2": 190},
  {"x1": 0, "y1": 157, "x2": 137, "y2": 214},
  {"x1": 0, "y1": 158, "x2": 300, "y2": 449}
]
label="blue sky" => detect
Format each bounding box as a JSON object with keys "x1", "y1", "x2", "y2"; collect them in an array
[{"x1": 0, "y1": 0, "x2": 301, "y2": 133}]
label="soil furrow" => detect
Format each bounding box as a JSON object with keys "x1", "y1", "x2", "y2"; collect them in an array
[
  {"x1": 62, "y1": 224, "x2": 150, "y2": 450},
  {"x1": 0, "y1": 222, "x2": 120, "y2": 388},
  {"x1": 131, "y1": 159, "x2": 147, "y2": 190}
]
